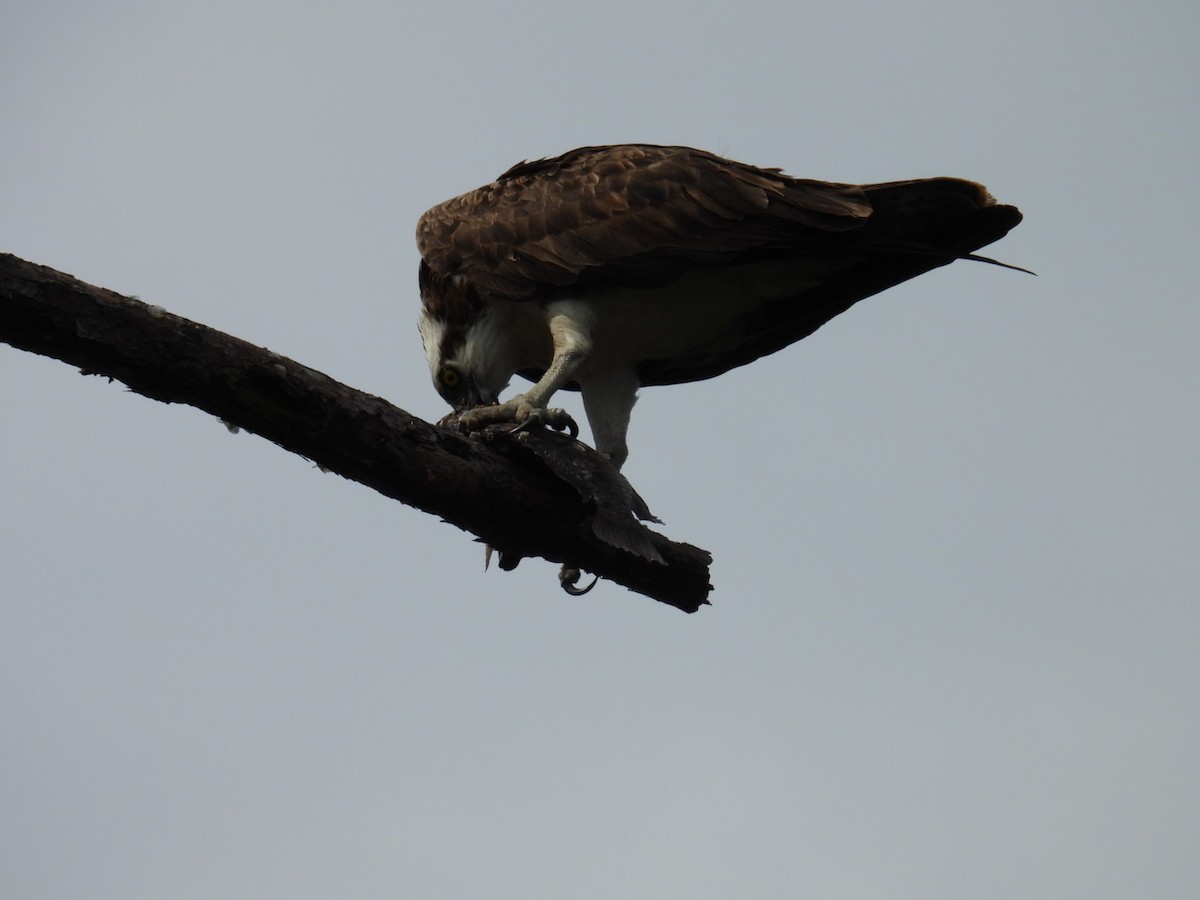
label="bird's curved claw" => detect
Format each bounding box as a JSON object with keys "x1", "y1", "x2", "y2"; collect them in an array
[
  {"x1": 510, "y1": 406, "x2": 579, "y2": 439},
  {"x1": 559, "y1": 565, "x2": 598, "y2": 596},
  {"x1": 458, "y1": 399, "x2": 578, "y2": 440}
]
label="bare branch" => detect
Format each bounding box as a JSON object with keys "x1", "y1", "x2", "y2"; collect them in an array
[{"x1": 0, "y1": 253, "x2": 712, "y2": 612}]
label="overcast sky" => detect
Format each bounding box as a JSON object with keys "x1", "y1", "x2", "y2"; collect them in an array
[{"x1": 3, "y1": 2, "x2": 1197, "y2": 898}]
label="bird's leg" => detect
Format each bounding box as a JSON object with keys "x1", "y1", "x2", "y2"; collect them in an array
[
  {"x1": 460, "y1": 302, "x2": 592, "y2": 437},
  {"x1": 579, "y1": 368, "x2": 638, "y2": 470}
]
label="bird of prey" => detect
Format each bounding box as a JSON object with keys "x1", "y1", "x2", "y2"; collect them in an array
[{"x1": 417, "y1": 144, "x2": 1022, "y2": 469}]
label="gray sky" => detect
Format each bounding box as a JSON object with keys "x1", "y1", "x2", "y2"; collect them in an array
[{"x1": 2, "y1": 1, "x2": 1197, "y2": 897}]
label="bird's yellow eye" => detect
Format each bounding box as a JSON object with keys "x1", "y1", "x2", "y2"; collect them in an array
[{"x1": 439, "y1": 366, "x2": 461, "y2": 388}]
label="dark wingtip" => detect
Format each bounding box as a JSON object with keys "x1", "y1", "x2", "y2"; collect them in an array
[{"x1": 960, "y1": 252, "x2": 1037, "y2": 276}]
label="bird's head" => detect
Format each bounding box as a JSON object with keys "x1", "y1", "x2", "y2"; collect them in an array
[{"x1": 418, "y1": 262, "x2": 511, "y2": 412}]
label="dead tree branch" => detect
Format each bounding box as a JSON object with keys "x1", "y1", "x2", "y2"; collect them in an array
[{"x1": 0, "y1": 253, "x2": 712, "y2": 612}]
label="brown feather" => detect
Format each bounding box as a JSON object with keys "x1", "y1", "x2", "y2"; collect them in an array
[{"x1": 416, "y1": 144, "x2": 880, "y2": 301}]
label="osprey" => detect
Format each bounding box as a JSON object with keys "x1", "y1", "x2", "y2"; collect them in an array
[{"x1": 417, "y1": 144, "x2": 1022, "y2": 469}]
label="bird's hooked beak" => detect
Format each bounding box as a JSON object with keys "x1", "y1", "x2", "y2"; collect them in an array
[{"x1": 456, "y1": 377, "x2": 498, "y2": 412}]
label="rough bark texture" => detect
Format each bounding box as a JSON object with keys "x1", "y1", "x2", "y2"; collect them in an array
[{"x1": 0, "y1": 253, "x2": 712, "y2": 612}]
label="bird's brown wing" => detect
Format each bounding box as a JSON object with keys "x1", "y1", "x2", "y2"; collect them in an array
[
  {"x1": 415, "y1": 144, "x2": 875, "y2": 301},
  {"x1": 637, "y1": 177, "x2": 1024, "y2": 385}
]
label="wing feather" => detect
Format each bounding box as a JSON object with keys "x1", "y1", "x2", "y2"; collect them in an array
[{"x1": 416, "y1": 144, "x2": 873, "y2": 300}]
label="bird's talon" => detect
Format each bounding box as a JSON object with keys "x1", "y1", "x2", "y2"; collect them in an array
[
  {"x1": 508, "y1": 406, "x2": 578, "y2": 439},
  {"x1": 559, "y1": 565, "x2": 598, "y2": 596}
]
